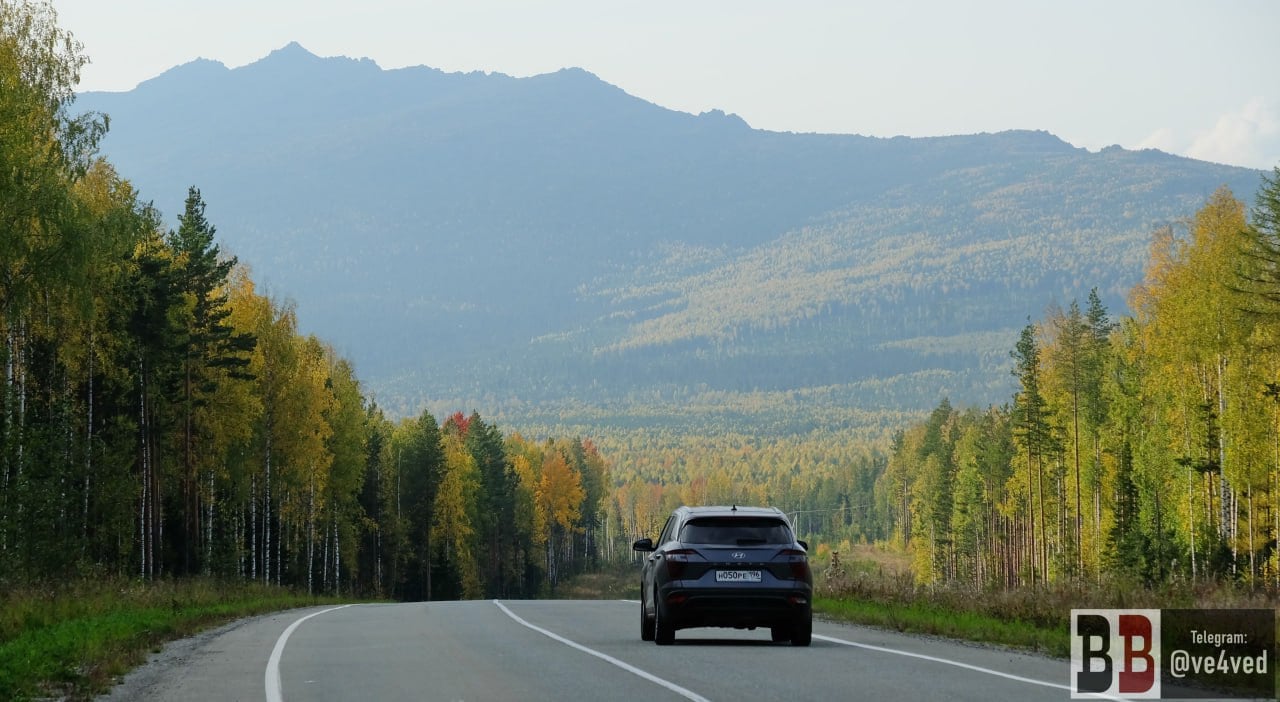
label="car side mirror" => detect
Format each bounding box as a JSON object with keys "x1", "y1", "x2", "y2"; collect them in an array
[
  {"x1": 632, "y1": 537, "x2": 655, "y2": 552},
  {"x1": 797, "y1": 540, "x2": 809, "y2": 552}
]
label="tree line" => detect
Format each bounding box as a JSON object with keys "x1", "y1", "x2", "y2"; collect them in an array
[
  {"x1": 881, "y1": 173, "x2": 1280, "y2": 587},
  {"x1": 0, "y1": 1, "x2": 611, "y2": 598}
]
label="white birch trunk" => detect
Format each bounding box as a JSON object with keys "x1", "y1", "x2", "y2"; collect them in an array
[
  {"x1": 250, "y1": 473, "x2": 257, "y2": 580},
  {"x1": 264, "y1": 427, "x2": 272, "y2": 584},
  {"x1": 307, "y1": 475, "x2": 315, "y2": 594},
  {"x1": 276, "y1": 489, "x2": 283, "y2": 586}
]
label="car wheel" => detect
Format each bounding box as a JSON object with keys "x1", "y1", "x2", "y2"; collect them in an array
[
  {"x1": 790, "y1": 615, "x2": 812, "y2": 647},
  {"x1": 770, "y1": 625, "x2": 790, "y2": 643},
  {"x1": 640, "y1": 595, "x2": 655, "y2": 641},
  {"x1": 654, "y1": 590, "x2": 675, "y2": 645}
]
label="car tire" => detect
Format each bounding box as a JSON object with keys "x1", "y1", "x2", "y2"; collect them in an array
[
  {"x1": 641, "y1": 596, "x2": 655, "y2": 641},
  {"x1": 790, "y1": 616, "x2": 812, "y2": 647},
  {"x1": 770, "y1": 625, "x2": 790, "y2": 643},
  {"x1": 654, "y1": 590, "x2": 675, "y2": 645}
]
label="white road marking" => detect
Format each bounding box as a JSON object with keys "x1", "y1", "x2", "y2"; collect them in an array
[
  {"x1": 265, "y1": 604, "x2": 354, "y2": 702},
  {"x1": 619, "y1": 599, "x2": 640, "y2": 604},
  {"x1": 813, "y1": 633, "x2": 1124, "y2": 700},
  {"x1": 494, "y1": 600, "x2": 710, "y2": 702}
]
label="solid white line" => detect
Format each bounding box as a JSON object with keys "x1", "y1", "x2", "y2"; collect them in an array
[
  {"x1": 813, "y1": 633, "x2": 1124, "y2": 700},
  {"x1": 265, "y1": 604, "x2": 354, "y2": 702},
  {"x1": 494, "y1": 600, "x2": 710, "y2": 702}
]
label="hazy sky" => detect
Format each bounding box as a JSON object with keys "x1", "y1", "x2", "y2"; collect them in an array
[{"x1": 52, "y1": 0, "x2": 1280, "y2": 170}]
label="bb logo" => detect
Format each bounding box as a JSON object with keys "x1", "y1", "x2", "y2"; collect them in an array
[{"x1": 1071, "y1": 609, "x2": 1161, "y2": 699}]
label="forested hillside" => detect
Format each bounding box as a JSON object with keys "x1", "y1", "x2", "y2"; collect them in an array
[
  {"x1": 597, "y1": 174, "x2": 1280, "y2": 595},
  {"x1": 874, "y1": 177, "x2": 1280, "y2": 587},
  {"x1": 74, "y1": 44, "x2": 1264, "y2": 431},
  {"x1": 0, "y1": 3, "x2": 616, "y2": 598}
]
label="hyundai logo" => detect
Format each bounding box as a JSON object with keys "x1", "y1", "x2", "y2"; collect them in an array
[{"x1": 731, "y1": 551, "x2": 747, "y2": 560}]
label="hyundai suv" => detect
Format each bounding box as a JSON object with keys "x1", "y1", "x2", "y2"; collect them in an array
[{"x1": 632, "y1": 505, "x2": 812, "y2": 646}]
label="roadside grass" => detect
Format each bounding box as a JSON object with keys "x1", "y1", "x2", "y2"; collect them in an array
[
  {"x1": 553, "y1": 562, "x2": 642, "y2": 600},
  {"x1": 813, "y1": 593, "x2": 1068, "y2": 656},
  {"x1": 0, "y1": 576, "x2": 347, "y2": 701},
  {"x1": 814, "y1": 551, "x2": 1279, "y2": 659}
]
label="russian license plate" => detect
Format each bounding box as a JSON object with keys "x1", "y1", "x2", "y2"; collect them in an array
[{"x1": 715, "y1": 570, "x2": 762, "y2": 583}]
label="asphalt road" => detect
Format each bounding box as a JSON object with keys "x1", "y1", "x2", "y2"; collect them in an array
[{"x1": 101, "y1": 599, "x2": 1076, "y2": 701}]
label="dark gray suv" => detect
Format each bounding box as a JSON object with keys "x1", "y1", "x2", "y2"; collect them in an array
[{"x1": 632, "y1": 505, "x2": 812, "y2": 646}]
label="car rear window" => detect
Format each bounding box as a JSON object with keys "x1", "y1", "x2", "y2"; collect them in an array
[{"x1": 679, "y1": 517, "x2": 792, "y2": 545}]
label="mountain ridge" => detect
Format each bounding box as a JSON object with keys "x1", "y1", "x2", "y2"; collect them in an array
[{"x1": 75, "y1": 44, "x2": 1264, "y2": 432}]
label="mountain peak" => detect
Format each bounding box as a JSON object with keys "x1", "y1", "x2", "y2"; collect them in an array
[
  {"x1": 265, "y1": 41, "x2": 319, "y2": 62},
  {"x1": 242, "y1": 42, "x2": 381, "y2": 80}
]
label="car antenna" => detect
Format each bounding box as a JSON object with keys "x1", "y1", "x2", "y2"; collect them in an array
[{"x1": 731, "y1": 504, "x2": 737, "y2": 511}]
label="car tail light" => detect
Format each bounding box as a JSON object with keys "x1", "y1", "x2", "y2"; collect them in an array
[
  {"x1": 664, "y1": 549, "x2": 698, "y2": 579},
  {"x1": 778, "y1": 548, "x2": 810, "y2": 580}
]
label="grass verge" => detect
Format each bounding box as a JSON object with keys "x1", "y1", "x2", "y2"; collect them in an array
[
  {"x1": 552, "y1": 562, "x2": 642, "y2": 600},
  {"x1": 813, "y1": 550, "x2": 1279, "y2": 660},
  {"x1": 0, "y1": 576, "x2": 348, "y2": 701},
  {"x1": 813, "y1": 594, "x2": 1068, "y2": 656}
]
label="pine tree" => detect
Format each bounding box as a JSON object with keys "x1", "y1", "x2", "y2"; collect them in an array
[
  {"x1": 1011, "y1": 323, "x2": 1053, "y2": 584},
  {"x1": 168, "y1": 187, "x2": 256, "y2": 573}
]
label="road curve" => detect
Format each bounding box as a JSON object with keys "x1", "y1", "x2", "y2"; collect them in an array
[{"x1": 101, "y1": 599, "x2": 1073, "y2": 701}]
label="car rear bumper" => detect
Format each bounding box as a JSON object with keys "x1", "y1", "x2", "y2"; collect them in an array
[{"x1": 658, "y1": 584, "x2": 812, "y2": 630}]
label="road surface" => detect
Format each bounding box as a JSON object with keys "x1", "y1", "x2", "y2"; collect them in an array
[{"x1": 101, "y1": 599, "x2": 1077, "y2": 701}]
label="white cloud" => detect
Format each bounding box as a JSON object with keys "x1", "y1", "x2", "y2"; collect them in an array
[{"x1": 1184, "y1": 97, "x2": 1280, "y2": 170}]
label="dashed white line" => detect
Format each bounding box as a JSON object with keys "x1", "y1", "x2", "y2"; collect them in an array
[
  {"x1": 265, "y1": 604, "x2": 354, "y2": 702},
  {"x1": 494, "y1": 600, "x2": 710, "y2": 702}
]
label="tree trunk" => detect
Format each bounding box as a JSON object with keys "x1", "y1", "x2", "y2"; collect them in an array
[
  {"x1": 250, "y1": 473, "x2": 257, "y2": 580},
  {"x1": 1073, "y1": 387, "x2": 1082, "y2": 576},
  {"x1": 1247, "y1": 483, "x2": 1255, "y2": 585},
  {"x1": 1189, "y1": 465, "x2": 1197, "y2": 581},
  {"x1": 1037, "y1": 451, "x2": 1047, "y2": 583},
  {"x1": 1217, "y1": 356, "x2": 1234, "y2": 572},
  {"x1": 82, "y1": 333, "x2": 93, "y2": 552},
  {"x1": 1027, "y1": 444, "x2": 1036, "y2": 585},
  {"x1": 264, "y1": 423, "x2": 272, "y2": 584},
  {"x1": 2, "y1": 319, "x2": 12, "y2": 556},
  {"x1": 307, "y1": 474, "x2": 315, "y2": 595},
  {"x1": 206, "y1": 470, "x2": 214, "y2": 575}
]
